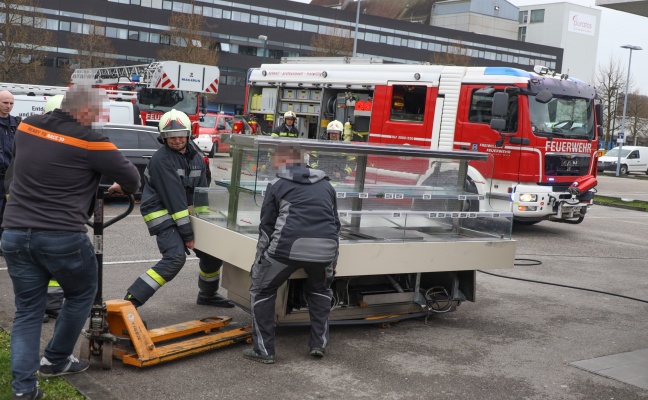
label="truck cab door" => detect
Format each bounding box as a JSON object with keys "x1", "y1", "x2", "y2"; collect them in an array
[{"x1": 456, "y1": 86, "x2": 523, "y2": 183}]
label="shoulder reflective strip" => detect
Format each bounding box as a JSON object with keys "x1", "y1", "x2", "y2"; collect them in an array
[
  {"x1": 176, "y1": 168, "x2": 185, "y2": 176},
  {"x1": 175, "y1": 216, "x2": 190, "y2": 226},
  {"x1": 143, "y1": 209, "x2": 169, "y2": 222},
  {"x1": 193, "y1": 206, "x2": 209, "y2": 213},
  {"x1": 48, "y1": 280, "x2": 60, "y2": 287},
  {"x1": 144, "y1": 269, "x2": 166, "y2": 287},
  {"x1": 189, "y1": 170, "x2": 201, "y2": 177},
  {"x1": 199, "y1": 269, "x2": 221, "y2": 280},
  {"x1": 171, "y1": 209, "x2": 189, "y2": 221},
  {"x1": 20, "y1": 122, "x2": 118, "y2": 151}
]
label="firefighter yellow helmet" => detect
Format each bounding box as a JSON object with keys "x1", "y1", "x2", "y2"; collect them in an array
[
  {"x1": 159, "y1": 109, "x2": 191, "y2": 139},
  {"x1": 284, "y1": 111, "x2": 297, "y2": 120},
  {"x1": 44, "y1": 95, "x2": 64, "y2": 114}
]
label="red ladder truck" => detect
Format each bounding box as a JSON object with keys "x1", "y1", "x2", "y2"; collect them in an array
[
  {"x1": 244, "y1": 58, "x2": 601, "y2": 225},
  {"x1": 71, "y1": 61, "x2": 220, "y2": 136}
]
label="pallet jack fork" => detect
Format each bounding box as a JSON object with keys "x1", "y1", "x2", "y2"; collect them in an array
[{"x1": 79, "y1": 189, "x2": 252, "y2": 370}]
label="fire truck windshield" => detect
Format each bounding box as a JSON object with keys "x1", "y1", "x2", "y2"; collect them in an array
[
  {"x1": 138, "y1": 89, "x2": 198, "y2": 115},
  {"x1": 529, "y1": 95, "x2": 594, "y2": 140}
]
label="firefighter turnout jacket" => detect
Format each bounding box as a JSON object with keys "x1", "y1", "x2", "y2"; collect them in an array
[
  {"x1": 271, "y1": 122, "x2": 300, "y2": 138},
  {"x1": 140, "y1": 141, "x2": 208, "y2": 241}
]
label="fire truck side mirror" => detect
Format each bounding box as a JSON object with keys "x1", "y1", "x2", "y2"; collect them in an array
[
  {"x1": 595, "y1": 103, "x2": 603, "y2": 127},
  {"x1": 534, "y1": 89, "x2": 553, "y2": 104},
  {"x1": 490, "y1": 118, "x2": 506, "y2": 132},
  {"x1": 491, "y1": 92, "x2": 509, "y2": 118}
]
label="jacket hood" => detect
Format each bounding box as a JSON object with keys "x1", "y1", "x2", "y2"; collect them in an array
[{"x1": 277, "y1": 163, "x2": 329, "y2": 184}]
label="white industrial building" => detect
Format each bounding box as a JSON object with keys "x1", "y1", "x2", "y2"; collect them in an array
[
  {"x1": 518, "y1": 2, "x2": 601, "y2": 84},
  {"x1": 430, "y1": 0, "x2": 519, "y2": 40}
]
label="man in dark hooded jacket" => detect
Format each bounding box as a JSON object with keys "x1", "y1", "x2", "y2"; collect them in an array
[{"x1": 243, "y1": 142, "x2": 340, "y2": 364}]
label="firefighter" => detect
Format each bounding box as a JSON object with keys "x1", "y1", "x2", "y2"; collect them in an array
[
  {"x1": 309, "y1": 120, "x2": 356, "y2": 182},
  {"x1": 123, "y1": 109, "x2": 234, "y2": 308},
  {"x1": 271, "y1": 111, "x2": 300, "y2": 138}
]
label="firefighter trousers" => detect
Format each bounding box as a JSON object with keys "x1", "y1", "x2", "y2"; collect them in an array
[
  {"x1": 126, "y1": 226, "x2": 223, "y2": 306},
  {"x1": 250, "y1": 255, "x2": 335, "y2": 356}
]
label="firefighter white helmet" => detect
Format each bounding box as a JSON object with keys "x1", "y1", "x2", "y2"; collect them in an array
[
  {"x1": 284, "y1": 111, "x2": 297, "y2": 120},
  {"x1": 159, "y1": 109, "x2": 191, "y2": 139},
  {"x1": 325, "y1": 120, "x2": 343, "y2": 141},
  {"x1": 44, "y1": 95, "x2": 64, "y2": 114}
]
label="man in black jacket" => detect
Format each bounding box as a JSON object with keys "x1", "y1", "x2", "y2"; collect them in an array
[
  {"x1": 123, "y1": 109, "x2": 234, "y2": 309},
  {"x1": 0, "y1": 90, "x2": 18, "y2": 253},
  {"x1": 271, "y1": 111, "x2": 300, "y2": 138},
  {"x1": 3, "y1": 84, "x2": 140, "y2": 400},
  {"x1": 243, "y1": 142, "x2": 340, "y2": 364}
]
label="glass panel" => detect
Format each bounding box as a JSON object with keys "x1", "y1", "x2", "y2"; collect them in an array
[{"x1": 390, "y1": 85, "x2": 426, "y2": 123}]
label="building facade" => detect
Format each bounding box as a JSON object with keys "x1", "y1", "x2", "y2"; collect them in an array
[
  {"x1": 518, "y1": 2, "x2": 600, "y2": 84},
  {"x1": 431, "y1": 0, "x2": 519, "y2": 40},
  {"x1": 37, "y1": 0, "x2": 564, "y2": 112}
]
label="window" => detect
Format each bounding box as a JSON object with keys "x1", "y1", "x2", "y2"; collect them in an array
[
  {"x1": 162, "y1": 0, "x2": 172, "y2": 10},
  {"x1": 128, "y1": 30, "x2": 139, "y2": 40},
  {"x1": 149, "y1": 32, "x2": 160, "y2": 43},
  {"x1": 59, "y1": 20, "x2": 71, "y2": 31},
  {"x1": 518, "y1": 27, "x2": 526, "y2": 42},
  {"x1": 390, "y1": 85, "x2": 427, "y2": 123},
  {"x1": 518, "y1": 11, "x2": 528, "y2": 24},
  {"x1": 160, "y1": 34, "x2": 170, "y2": 45},
  {"x1": 468, "y1": 90, "x2": 518, "y2": 133},
  {"x1": 56, "y1": 57, "x2": 70, "y2": 68},
  {"x1": 530, "y1": 9, "x2": 544, "y2": 23}
]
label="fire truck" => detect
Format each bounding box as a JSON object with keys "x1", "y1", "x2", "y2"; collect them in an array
[
  {"x1": 1, "y1": 82, "x2": 141, "y2": 123},
  {"x1": 244, "y1": 58, "x2": 601, "y2": 224},
  {"x1": 71, "y1": 61, "x2": 220, "y2": 135}
]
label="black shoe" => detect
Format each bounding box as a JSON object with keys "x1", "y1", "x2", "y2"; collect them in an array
[
  {"x1": 309, "y1": 347, "x2": 326, "y2": 358},
  {"x1": 242, "y1": 348, "x2": 275, "y2": 364},
  {"x1": 38, "y1": 355, "x2": 89, "y2": 377},
  {"x1": 196, "y1": 292, "x2": 235, "y2": 308},
  {"x1": 12, "y1": 388, "x2": 44, "y2": 399},
  {"x1": 42, "y1": 314, "x2": 50, "y2": 324}
]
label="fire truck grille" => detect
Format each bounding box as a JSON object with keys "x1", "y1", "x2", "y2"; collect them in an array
[{"x1": 544, "y1": 154, "x2": 591, "y2": 177}]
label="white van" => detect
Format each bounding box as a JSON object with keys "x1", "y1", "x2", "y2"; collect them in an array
[{"x1": 597, "y1": 146, "x2": 648, "y2": 175}]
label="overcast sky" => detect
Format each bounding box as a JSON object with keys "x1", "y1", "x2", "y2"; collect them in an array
[{"x1": 289, "y1": 0, "x2": 648, "y2": 93}]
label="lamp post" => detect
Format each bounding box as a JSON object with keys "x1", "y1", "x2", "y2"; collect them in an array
[
  {"x1": 258, "y1": 35, "x2": 268, "y2": 65},
  {"x1": 616, "y1": 44, "x2": 642, "y2": 177},
  {"x1": 352, "y1": 0, "x2": 361, "y2": 57}
]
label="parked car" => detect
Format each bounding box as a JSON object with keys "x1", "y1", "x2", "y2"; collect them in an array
[
  {"x1": 100, "y1": 124, "x2": 211, "y2": 195},
  {"x1": 195, "y1": 113, "x2": 233, "y2": 157},
  {"x1": 597, "y1": 146, "x2": 648, "y2": 175}
]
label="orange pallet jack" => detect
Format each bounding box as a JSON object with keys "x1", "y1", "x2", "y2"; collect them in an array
[{"x1": 79, "y1": 189, "x2": 252, "y2": 369}]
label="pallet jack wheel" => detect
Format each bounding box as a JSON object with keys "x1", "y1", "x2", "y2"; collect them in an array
[
  {"x1": 101, "y1": 341, "x2": 113, "y2": 370},
  {"x1": 78, "y1": 337, "x2": 91, "y2": 361}
]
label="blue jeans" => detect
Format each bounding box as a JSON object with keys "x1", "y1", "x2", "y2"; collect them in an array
[{"x1": 3, "y1": 229, "x2": 97, "y2": 395}]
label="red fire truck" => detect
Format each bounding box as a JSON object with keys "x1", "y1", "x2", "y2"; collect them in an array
[
  {"x1": 71, "y1": 61, "x2": 220, "y2": 136},
  {"x1": 244, "y1": 58, "x2": 601, "y2": 224}
]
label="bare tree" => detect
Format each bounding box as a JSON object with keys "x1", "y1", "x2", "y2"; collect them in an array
[
  {"x1": 595, "y1": 57, "x2": 631, "y2": 146},
  {"x1": 431, "y1": 41, "x2": 474, "y2": 66},
  {"x1": 310, "y1": 24, "x2": 353, "y2": 57},
  {"x1": 62, "y1": 21, "x2": 116, "y2": 83},
  {"x1": 157, "y1": 1, "x2": 218, "y2": 66},
  {"x1": 623, "y1": 91, "x2": 648, "y2": 145},
  {"x1": 0, "y1": 0, "x2": 55, "y2": 83}
]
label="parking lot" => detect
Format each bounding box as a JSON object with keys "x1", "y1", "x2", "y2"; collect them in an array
[{"x1": 1, "y1": 171, "x2": 648, "y2": 400}]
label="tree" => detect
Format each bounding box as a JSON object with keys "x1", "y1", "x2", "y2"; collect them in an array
[
  {"x1": 595, "y1": 57, "x2": 630, "y2": 146},
  {"x1": 622, "y1": 91, "x2": 648, "y2": 145},
  {"x1": 310, "y1": 24, "x2": 354, "y2": 57},
  {"x1": 0, "y1": 0, "x2": 55, "y2": 83},
  {"x1": 63, "y1": 21, "x2": 116, "y2": 83},
  {"x1": 157, "y1": 1, "x2": 218, "y2": 66},
  {"x1": 431, "y1": 41, "x2": 474, "y2": 66}
]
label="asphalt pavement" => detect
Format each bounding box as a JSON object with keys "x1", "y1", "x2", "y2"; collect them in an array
[{"x1": 1, "y1": 171, "x2": 648, "y2": 400}]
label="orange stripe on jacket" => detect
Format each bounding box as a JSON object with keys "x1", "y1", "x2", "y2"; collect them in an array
[{"x1": 20, "y1": 123, "x2": 118, "y2": 151}]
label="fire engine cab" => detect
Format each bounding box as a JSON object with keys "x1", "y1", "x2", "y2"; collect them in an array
[
  {"x1": 245, "y1": 58, "x2": 601, "y2": 225},
  {"x1": 71, "y1": 61, "x2": 220, "y2": 136}
]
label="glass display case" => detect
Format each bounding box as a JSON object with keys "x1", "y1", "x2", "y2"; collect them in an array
[{"x1": 191, "y1": 135, "x2": 515, "y2": 324}]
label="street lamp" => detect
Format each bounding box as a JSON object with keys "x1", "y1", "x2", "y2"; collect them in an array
[
  {"x1": 352, "y1": 0, "x2": 361, "y2": 57},
  {"x1": 258, "y1": 35, "x2": 268, "y2": 65},
  {"x1": 616, "y1": 44, "x2": 642, "y2": 177}
]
